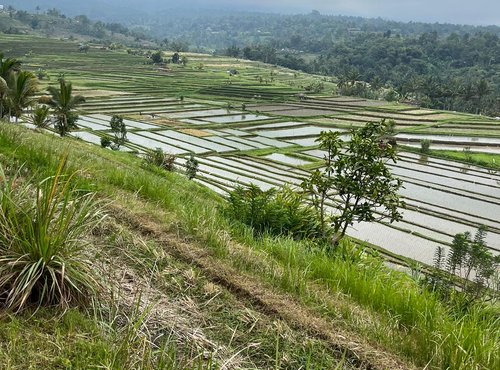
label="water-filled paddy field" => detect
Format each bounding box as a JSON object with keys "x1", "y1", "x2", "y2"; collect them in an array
[
  {"x1": 8, "y1": 31, "x2": 496, "y2": 268},
  {"x1": 66, "y1": 98, "x2": 500, "y2": 266}
]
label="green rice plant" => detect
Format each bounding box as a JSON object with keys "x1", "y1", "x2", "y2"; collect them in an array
[{"x1": 0, "y1": 156, "x2": 104, "y2": 311}]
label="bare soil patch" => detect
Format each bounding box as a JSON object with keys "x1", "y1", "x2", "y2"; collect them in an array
[{"x1": 179, "y1": 128, "x2": 212, "y2": 137}]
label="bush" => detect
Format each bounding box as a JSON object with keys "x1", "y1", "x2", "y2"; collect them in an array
[
  {"x1": 420, "y1": 139, "x2": 431, "y2": 153},
  {"x1": 0, "y1": 158, "x2": 103, "y2": 311},
  {"x1": 144, "y1": 148, "x2": 176, "y2": 172},
  {"x1": 225, "y1": 184, "x2": 324, "y2": 240},
  {"x1": 100, "y1": 135, "x2": 112, "y2": 148},
  {"x1": 185, "y1": 154, "x2": 198, "y2": 180}
]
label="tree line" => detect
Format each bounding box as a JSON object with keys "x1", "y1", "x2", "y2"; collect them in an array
[{"x1": 224, "y1": 31, "x2": 500, "y2": 116}]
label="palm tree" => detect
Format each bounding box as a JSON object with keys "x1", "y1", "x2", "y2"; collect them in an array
[
  {"x1": 0, "y1": 76, "x2": 7, "y2": 119},
  {"x1": 0, "y1": 52, "x2": 21, "y2": 79},
  {"x1": 347, "y1": 69, "x2": 361, "y2": 87},
  {"x1": 46, "y1": 78, "x2": 85, "y2": 137},
  {"x1": 6, "y1": 70, "x2": 38, "y2": 121},
  {"x1": 30, "y1": 105, "x2": 51, "y2": 128}
]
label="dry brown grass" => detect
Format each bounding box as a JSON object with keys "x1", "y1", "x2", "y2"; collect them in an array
[{"x1": 179, "y1": 128, "x2": 212, "y2": 137}]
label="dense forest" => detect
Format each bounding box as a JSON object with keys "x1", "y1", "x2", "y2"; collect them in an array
[
  {"x1": 170, "y1": 12, "x2": 499, "y2": 116},
  {"x1": 141, "y1": 11, "x2": 500, "y2": 116},
  {"x1": 0, "y1": 6, "x2": 151, "y2": 46},
  {"x1": 228, "y1": 30, "x2": 500, "y2": 116}
]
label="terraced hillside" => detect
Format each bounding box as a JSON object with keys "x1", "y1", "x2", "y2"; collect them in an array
[
  {"x1": 3, "y1": 33, "x2": 499, "y2": 266},
  {"x1": 1, "y1": 34, "x2": 500, "y2": 370}
]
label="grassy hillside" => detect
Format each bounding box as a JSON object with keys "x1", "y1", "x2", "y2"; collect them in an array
[
  {"x1": 0, "y1": 34, "x2": 499, "y2": 369},
  {"x1": 0, "y1": 112, "x2": 498, "y2": 370}
]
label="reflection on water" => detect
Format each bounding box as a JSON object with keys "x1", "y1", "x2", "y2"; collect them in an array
[
  {"x1": 460, "y1": 164, "x2": 471, "y2": 174},
  {"x1": 417, "y1": 154, "x2": 429, "y2": 165}
]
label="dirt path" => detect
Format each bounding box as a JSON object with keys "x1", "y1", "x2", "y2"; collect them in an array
[{"x1": 110, "y1": 203, "x2": 415, "y2": 370}]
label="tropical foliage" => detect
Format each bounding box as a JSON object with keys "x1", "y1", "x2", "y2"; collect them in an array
[
  {"x1": 29, "y1": 105, "x2": 51, "y2": 129},
  {"x1": 225, "y1": 184, "x2": 324, "y2": 241},
  {"x1": 302, "y1": 120, "x2": 404, "y2": 245},
  {"x1": 46, "y1": 78, "x2": 85, "y2": 137},
  {"x1": 0, "y1": 157, "x2": 103, "y2": 311}
]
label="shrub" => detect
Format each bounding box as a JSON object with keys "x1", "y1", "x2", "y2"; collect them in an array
[
  {"x1": 185, "y1": 154, "x2": 198, "y2": 180},
  {"x1": 144, "y1": 148, "x2": 176, "y2": 172},
  {"x1": 420, "y1": 139, "x2": 431, "y2": 154},
  {"x1": 225, "y1": 184, "x2": 324, "y2": 240},
  {"x1": 100, "y1": 135, "x2": 112, "y2": 148},
  {"x1": 0, "y1": 158, "x2": 103, "y2": 311}
]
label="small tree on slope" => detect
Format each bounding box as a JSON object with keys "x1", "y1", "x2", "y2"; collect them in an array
[{"x1": 302, "y1": 120, "x2": 404, "y2": 247}]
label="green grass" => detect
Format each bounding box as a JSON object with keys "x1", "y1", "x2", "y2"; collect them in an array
[
  {"x1": 0, "y1": 123, "x2": 498, "y2": 369},
  {"x1": 0, "y1": 306, "x2": 221, "y2": 369},
  {"x1": 429, "y1": 149, "x2": 500, "y2": 170},
  {"x1": 402, "y1": 145, "x2": 500, "y2": 171}
]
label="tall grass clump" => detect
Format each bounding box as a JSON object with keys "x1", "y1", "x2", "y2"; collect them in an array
[
  {"x1": 143, "y1": 148, "x2": 176, "y2": 172},
  {"x1": 0, "y1": 157, "x2": 104, "y2": 311}
]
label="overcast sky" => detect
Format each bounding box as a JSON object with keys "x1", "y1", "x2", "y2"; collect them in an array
[
  {"x1": 12, "y1": 0, "x2": 500, "y2": 26},
  {"x1": 215, "y1": 0, "x2": 500, "y2": 25}
]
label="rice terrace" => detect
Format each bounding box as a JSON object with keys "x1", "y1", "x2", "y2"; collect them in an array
[
  {"x1": 3, "y1": 34, "x2": 499, "y2": 265},
  {"x1": 0, "y1": 7, "x2": 499, "y2": 370}
]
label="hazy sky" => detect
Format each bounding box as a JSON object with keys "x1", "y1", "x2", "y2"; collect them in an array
[
  {"x1": 215, "y1": 0, "x2": 500, "y2": 25},
  {"x1": 12, "y1": 0, "x2": 500, "y2": 25}
]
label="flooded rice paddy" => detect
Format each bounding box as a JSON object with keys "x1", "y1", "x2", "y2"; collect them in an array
[{"x1": 63, "y1": 97, "x2": 500, "y2": 265}]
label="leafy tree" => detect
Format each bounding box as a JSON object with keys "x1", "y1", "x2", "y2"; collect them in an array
[
  {"x1": 171, "y1": 52, "x2": 180, "y2": 64},
  {"x1": 151, "y1": 50, "x2": 163, "y2": 64},
  {"x1": 109, "y1": 115, "x2": 127, "y2": 150},
  {"x1": 301, "y1": 132, "x2": 337, "y2": 239},
  {"x1": 303, "y1": 121, "x2": 404, "y2": 246},
  {"x1": 46, "y1": 78, "x2": 85, "y2": 137},
  {"x1": 185, "y1": 154, "x2": 198, "y2": 180}
]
